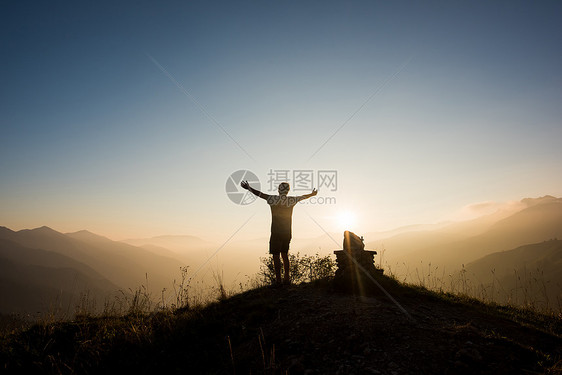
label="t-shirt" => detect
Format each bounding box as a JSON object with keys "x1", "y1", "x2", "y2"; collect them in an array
[{"x1": 266, "y1": 195, "x2": 299, "y2": 238}]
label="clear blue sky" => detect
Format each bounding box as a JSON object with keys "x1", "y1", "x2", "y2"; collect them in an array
[{"x1": 1, "y1": 1, "x2": 561, "y2": 240}]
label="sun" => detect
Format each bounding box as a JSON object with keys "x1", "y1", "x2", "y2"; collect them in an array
[{"x1": 336, "y1": 211, "x2": 357, "y2": 231}]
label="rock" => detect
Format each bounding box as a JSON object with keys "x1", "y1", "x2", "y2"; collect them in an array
[
  {"x1": 388, "y1": 361, "x2": 399, "y2": 369},
  {"x1": 455, "y1": 347, "x2": 483, "y2": 363},
  {"x1": 288, "y1": 355, "x2": 305, "y2": 372}
]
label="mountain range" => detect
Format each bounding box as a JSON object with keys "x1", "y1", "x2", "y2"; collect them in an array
[
  {"x1": 458, "y1": 239, "x2": 562, "y2": 309},
  {"x1": 366, "y1": 195, "x2": 562, "y2": 272},
  {"x1": 0, "y1": 226, "x2": 186, "y2": 316},
  {"x1": 1, "y1": 195, "x2": 561, "y2": 316}
]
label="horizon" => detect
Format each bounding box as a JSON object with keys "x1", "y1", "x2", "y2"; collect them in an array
[
  {"x1": 2, "y1": 193, "x2": 558, "y2": 243},
  {"x1": 2, "y1": 2, "x2": 562, "y2": 242}
]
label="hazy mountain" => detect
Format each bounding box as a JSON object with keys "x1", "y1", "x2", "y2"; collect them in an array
[
  {"x1": 121, "y1": 234, "x2": 268, "y2": 287},
  {"x1": 362, "y1": 222, "x2": 454, "y2": 241},
  {"x1": 522, "y1": 195, "x2": 560, "y2": 207},
  {"x1": 65, "y1": 230, "x2": 115, "y2": 244},
  {"x1": 121, "y1": 234, "x2": 215, "y2": 266},
  {"x1": 459, "y1": 239, "x2": 562, "y2": 309},
  {"x1": 132, "y1": 243, "x2": 181, "y2": 261},
  {"x1": 419, "y1": 196, "x2": 562, "y2": 270},
  {"x1": 0, "y1": 238, "x2": 121, "y2": 316},
  {"x1": 365, "y1": 196, "x2": 562, "y2": 276},
  {"x1": 118, "y1": 195, "x2": 562, "y2": 288},
  {"x1": 122, "y1": 234, "x2": 212, "y2": 254},
  {"x1": 2, "y1": 195, "x2": 560, "y2": 315},
  {"x1": 364, "y1": 212, "x2": 510, "y2": 263},
  {"x1": 0, "y1": 226, "x2": 186, "y2": 297},
  {"x1": 65, "y1": 230, "x2": 188, "y2": 293}
]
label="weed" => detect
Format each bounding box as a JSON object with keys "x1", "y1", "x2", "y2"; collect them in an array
[{"x1": 258, "y1": 252, "x2": 336, "y2": 285}]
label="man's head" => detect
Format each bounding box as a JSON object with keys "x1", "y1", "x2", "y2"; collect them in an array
[{"x1": 278, "y1": 182, "x2": 290, "y2": 196}]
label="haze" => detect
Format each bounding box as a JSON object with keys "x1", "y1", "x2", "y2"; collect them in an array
[{"x1": 1, "y1": 1, "x2": 561, "y2": 245}]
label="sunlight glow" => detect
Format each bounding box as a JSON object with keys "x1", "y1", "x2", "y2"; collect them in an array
[{"x1": 336, "y1": 211, "x2": 357, "y2": 232}]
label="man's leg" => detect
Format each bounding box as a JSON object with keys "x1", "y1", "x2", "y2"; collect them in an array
[
  {"x1": 281, "y1": 252, "x2": 290, "y2": 284},
  {"x1": 272, "y1": 253, "x2": 282, "y2": 284}
]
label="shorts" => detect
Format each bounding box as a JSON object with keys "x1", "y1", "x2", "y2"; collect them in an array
[{"x1": 269, "y1": 233, "x2": 291, "y2": 255}]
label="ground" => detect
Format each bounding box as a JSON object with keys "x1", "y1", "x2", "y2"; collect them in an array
[
  {"x1": 1, "y1": 276, "x2": 561, "y2": 374},
  {"x1": 222, "y1": 279, "x2": 561, "y2": 374}
]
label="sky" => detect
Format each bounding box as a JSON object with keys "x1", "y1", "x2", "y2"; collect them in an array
[{"x1": 1, "y1": 1, "x2": 561, "y2": 242}]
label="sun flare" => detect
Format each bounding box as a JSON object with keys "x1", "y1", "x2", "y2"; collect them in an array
[{"x1": 336, "y1": 211, "x2": 357, "y2": 231}]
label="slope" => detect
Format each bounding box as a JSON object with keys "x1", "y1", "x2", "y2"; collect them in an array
[
  {"x1": 1, "y1": 277, "x2": 560, "y2": 374},
  {"x1": 460, "y1": 239, "x2": 562, "y2": 309},
  {"x1": 0, "y1": 238, "x2": 122, "y2": 316}
]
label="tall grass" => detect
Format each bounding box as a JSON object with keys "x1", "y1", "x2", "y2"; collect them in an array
[
  {"x1": 1, "y1": 253, "x2": 334, "y2": 330},
  {"x1": 383, "y1": 260, "x2": 562, "y2": 315},
  {"x1": 5, "y1": 249, "x2": 558, "y2": 336}
]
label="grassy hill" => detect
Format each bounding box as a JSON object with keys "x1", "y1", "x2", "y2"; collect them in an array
[
  {"x1": 1, "y1": 275, "x2": 560, "y2": 374},
  {"x1": 458, "y1": 239, "x2": 562, "y2": 310}
]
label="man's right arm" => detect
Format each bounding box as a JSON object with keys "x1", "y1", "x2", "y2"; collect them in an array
[{"x1": 241, "y1": 180, "x2": 270, "y2": 200}]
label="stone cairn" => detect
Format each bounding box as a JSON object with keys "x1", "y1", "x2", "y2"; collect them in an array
[{"x1": 333, "y1": 231, "x2": 383, "y2": 293}]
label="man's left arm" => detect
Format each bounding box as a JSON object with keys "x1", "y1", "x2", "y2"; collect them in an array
[{"x1": 296, "y1": 188, "x2": 318, "y2": 202}]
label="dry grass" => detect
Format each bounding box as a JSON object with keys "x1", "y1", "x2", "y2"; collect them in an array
[{"x1": 383, "y1": 260, "x2": 562, "y2": 316}]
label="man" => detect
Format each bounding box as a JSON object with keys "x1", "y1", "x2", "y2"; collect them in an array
[{"x1": 240, "y1": 180, "x2": 317, "y2": 285}]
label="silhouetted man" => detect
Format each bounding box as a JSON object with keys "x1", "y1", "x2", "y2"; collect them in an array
[{"x1": 241, "y1": 181, "x2": 317, "y2": 285}]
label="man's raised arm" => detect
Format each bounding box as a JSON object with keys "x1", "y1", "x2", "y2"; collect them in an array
[
  {"x1": 296, "y1": 188, "x2": 318, "y2": 202},
  {"x1": 241, "y1": 180, "x2": 270, "y2": 200}
]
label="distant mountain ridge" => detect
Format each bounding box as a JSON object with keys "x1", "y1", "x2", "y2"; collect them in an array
[
  {"x1": 459, "y1": 239, "x2": 562, "y2": 308},
  {"x1": 0, "y1": 237, "x2": 121, "y2": 315},
  {"x1": 423, "y1": 195, "x2": 562, "y2": 269},
  {"x1": 0, "y1": 226, "x2": 187, "y2": 316},
  {"x1": 0, "y1": 226, "x2": 186, "y2": 292},
  {"x1": 366, "y1": 195, "x2": 562, "y2": 272},
  {"x1": 360, "y1": 196, "x2": 562, "y2": 310}
]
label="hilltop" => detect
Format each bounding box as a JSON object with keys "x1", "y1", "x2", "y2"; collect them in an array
[{"x1": 1, "y1": 276, "x2": 561, "y2": 374}]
